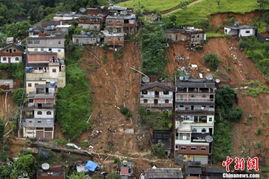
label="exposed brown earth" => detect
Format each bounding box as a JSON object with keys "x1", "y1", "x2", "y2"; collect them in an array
[
  {"x1": 166, "y1": 37, "x2": 269, "y2": 167},
  {"x1": 209, "y1": 10, "x2": 264, "y2": 29},
  {"x1": 80, "y1": 41, "x2": 149, "y2": 156},
  {"x1": 0, "y1": 93, "x2": 16, "y2": 120}
]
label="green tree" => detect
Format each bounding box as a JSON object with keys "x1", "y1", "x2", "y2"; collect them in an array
[
  {"x1": 151, "y1": 144, "x2": 166, "y2": 158},
  {"x1": 12, "y1": 154, "x2": 36, "y2": 178},
  {"x1": 257, "y1": 0, "x2": 269, "y2": 8},
  {"x1": 203, "y1": 54, "x2": 220, "y2": 71},
  {"x1": 12, "y1": 88, "x2": 25, "y2": 106},
  {"x1": 69, "y1": 172, "x2": 87, "y2": 179},
  {"x1": 1, "y1": 21, "x2": 30, "y2": 38}
]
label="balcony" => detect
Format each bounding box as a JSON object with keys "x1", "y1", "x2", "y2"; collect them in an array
[
  {"x1": 140, "y1": 103, "x2": 173, "y2": 108},
  {"x1": 191, "y1": 133, "x2": 211, "y2": 143},
  {"x1": 175, "y1": 98, "x2": 214, "y2": 103}
]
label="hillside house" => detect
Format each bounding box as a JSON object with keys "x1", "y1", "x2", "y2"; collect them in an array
[
  {"x1": 224, "y1": 25, "x2": 257, "y2": 37},
  {"x1": 0, "y1": 44, "x2": 24, "y2": 63},
  {"x1": 22, "y1": 83, "x2": 56, "y2": 140},
  {"x1": 120, "y1": 161, "x2": 133, "y2": 179},
  {"x1": 26, "y1": 54, "x2": 66, "y2": 91},
  {"x1": 86, "y1": 7, "x2": 109, "y2": 16},
  {"x1": 140, "y1": 82, "x2": 174, "y2": 111},
  {"x1": 102, "y1": 31, "x2": 125, "y2": 47},
  {"x1": 78, "y1": 15, "x2": 104, "y2": 31},
  {"x1": 0, "y1": 79, "x2": 20, "y2": 90},
  {"x1": 37, "y1": 165, "x2": 65, "y2": 179},
  {"x1": 26, "y1": 34, "x2": 65, "y2": 59},
  {"x1": 174, "y1": 78, "x2": 215, "y2": 164},
  {"x1": 53, "y1": 12, "x2": 82, "y2": 22},
  {"x1": 106, "y1": 16, "x2": 124, "y2": 33},
  {"x1": 72, "y1": 33, "x2": 100, "y2": 45},
  {"x1": 165, "y1": 27, "x2": 206, "y2": 48},
  {"x1": 140, "y1": 168, "x2": 184, "y2": 179}
]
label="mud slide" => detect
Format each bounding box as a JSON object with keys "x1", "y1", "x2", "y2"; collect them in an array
[
  {"x1": 166, "y1": 38, "x2": 269, "y2": 166},
  {"x1": 0, "y1": 93, "x2": 16, "y2": 120},
  {"x1": 80, "y1": 41, "x2": 148, "y2": 155}
]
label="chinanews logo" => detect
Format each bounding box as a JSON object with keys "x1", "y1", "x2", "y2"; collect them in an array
[{"x1": 222, "y1": 156, "x2": 260, "y2": 178}]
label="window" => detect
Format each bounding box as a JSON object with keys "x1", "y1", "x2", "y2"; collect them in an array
[
  {"x1": 143, "y1": 99, "x2": 148, "y2": 103},
  {"x1": 202, "y1": 128, "x2": 206, "y2": 133},
  {"x1": 29, "y1": 121, "x2": 32, "y2": 123},
  {"x1": 13, "y1": 49, "x2": 16, "y2": 52},
  {"x1": 181, "y1": 146, "x2": 186, "y2": 150},
  {"x1": 179, "y1": 105, "x2": 184, "y2": 108},
  {"x1": 245, "y1": 30, "x2": 250, "y2": 33},
  {"x1": 15, "y1": 57, "x2": 19, "y2": 61},
  {"x1": 3, "y1": 57, "x2": 6, "y2": 61},
  {"x1": 208, "y1": 117, "x2": 213, "y2": 122},
  {"x1": 47, "y1": 111, "x2": 52, "y2": 115},
  {"x1": 58, "y1": 41, "x2": 61, "y2": 44},
  {"x1": 35, "y1": 83, "x2": 38, "y2": 86},
  {"x1": 49, "y1": 48, "x2": 52, "y2": 52},
  {"x1": 52, "y1": 69, "x2": 57, "y2": 73},
  {"x1": 58, "y1": 49, "x2": 61, "y2": 52},
  {"x1": 37, "y1": 111, "x2": 42, "y2": 115},
  {"x1": 28, "y1": 83, "x2": 32, "y2": 87},
  {"x1": 29, "y1": 99, "x2": 33, "y2": 103},
  {"x1": 191, "y1": 146, "x2": 197, "y2": 150},
  {"x1": 37, "y1": 121, "x2": 41, "y2": 123},
  {"x1": 201, "y1": 147, "x2": 206, "y2": 150},
  {"x1": 163, "y1": 91, "x2": 169, "y2": 95},
  {"x1": 142, "y1": 90, "x2": 148, "y2": 95},
  {"x1": 165, "y1": 99, "x2": 169, "y2": 103},
  {"x1": 175, "y1": 145, "x2": 179, "y2": 150}
]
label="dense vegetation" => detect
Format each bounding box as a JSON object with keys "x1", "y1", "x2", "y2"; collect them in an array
[
  {"x1": 139, "y1": 107, "x2": 172, "y2": 129},
  {"x1": 203, "y1": 54, "x2": 220, "y2": 71},
  {"x1": 0, "y1": 63, "x2": 24, "y2": 80},
  {"x1": 140, "y1": 23, "x2": 168, "y2": 77},
  {"x1": 12, "y1": 88, "x2": 26, "y2": 106},
  {"x1": 164, "y1": 0, "x2": 267, "y2": 27},
  {"x1": 239, "y1": 37, "x2": 269, "y2": 80},
  {"x1": 56, "y1": 26, "x2": 92, "y2": 141},
  {"x1": 212, "y1": 85, "x2": 243, "y2": 163}
]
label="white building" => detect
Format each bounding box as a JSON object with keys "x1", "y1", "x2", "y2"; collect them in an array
[{"x1": 224, "y1": 25, "x2": 257, "y2": 37}]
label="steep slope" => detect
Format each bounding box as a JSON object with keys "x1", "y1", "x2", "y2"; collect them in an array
[
  {"x1": 0, "y1": 93, "x2": 16, "y2": 120},
  {"x1": 166, "y1": 38, "x2": 269, "y2": 166},
  {"x1": 80, "y1": 41, "x2": 148, "y2": 155}
]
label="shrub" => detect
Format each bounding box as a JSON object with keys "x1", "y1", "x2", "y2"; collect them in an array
[
  {"x1": 106, "y1": 174, "x2": 121, "y2": 179},
  {"x1": 151, "y1": 144, "x2": 166, "y2": 159},
  {"x1": 255, "y1": 128, "x2": 262, "y2": 136},
  {"x1": 203, "y1": 54, "x2": 220, "y2": 71},
  {"x1": 224, "y1": 107, "x2": 242, "y2": 122},
  {"x1": 114, "y1": 49, "x2": 123, "y2": 58},
  {"x1": 11, "y1": 88, "x2": 25, "y2": 106},
  {"x1": 254, "y1": 141, "x2": 262, "y2": 149},
  {"x1": 55, "y1": 139, "x2": 68, "y2": 145},
  {"x1": 102, "y1": 56, "x2": 107, "y2": 64},
  {"x1": 119, "y1": 105, "x2": 132, "y2": 118},
  {"x1": 242, "y1": 80, "x2": 269, "y2": 97}
]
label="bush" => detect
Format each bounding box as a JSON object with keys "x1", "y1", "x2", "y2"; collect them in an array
[
  {"x1": 119, "y1": 105, "x2": 132, "y2": 119},
  {"x1": 106, "y1": 174, "x2": 121, "y2": 179},
  {"x1": 56, "y1": 64, "x2": 92, "y2": 141},
  {"x1": 224, "y1": 107, "x2": 242, "y2": 122},
  {"x1": 140, "y1": 23, "x2": 168, "y2": 77},
  {"x1": 151, "y1": 144, "x2": 166, "y2": 159},
  {"x1": 12, "y1": 88, "x2": 25, "y2": 106},
  {"x1": 254, "y1": 141, "x2": 262, "y2": 149},
  {"x1": 255, "y1": 128, "x2": 262, "y2": 136},
  {"x1": 203, "y1": 54, "x2": 220, "y2": 71},
  {"x1": 114, "y1": 49, "x2": 123, "y2": 58}
]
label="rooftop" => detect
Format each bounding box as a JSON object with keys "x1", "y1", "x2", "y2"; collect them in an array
[
  {"x1": 141, "y1": 81, "x2": 173, "y2": 91},
  {"x1": 176, "y1": 79, "x2": 215, "y2": 88},
  {"x1": 144, "y1": 168, "x2": 183, "y2": 178}
]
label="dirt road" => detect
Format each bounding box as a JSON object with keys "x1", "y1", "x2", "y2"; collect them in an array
[{"x1": 162, "y1": 0, "x2": 205, "y2": 16}]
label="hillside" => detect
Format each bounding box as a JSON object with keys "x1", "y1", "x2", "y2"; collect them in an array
[
  {"x1": 164, "y1": 0, "x2": 263, "y2": 26},
  {"x1": 118, "y1": 0, "x2": 188, "y2": 12},
  {"x1": 166, "y1": 37, "x2": 269, "y2": 167}
]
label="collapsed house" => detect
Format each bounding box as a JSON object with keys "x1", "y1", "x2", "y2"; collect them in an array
[{"x1": 165, "y1": 27, "x2": 206, "y2": 48}]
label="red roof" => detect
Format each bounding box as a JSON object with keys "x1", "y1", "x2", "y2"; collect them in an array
[
  {"x1": 120, "y1": 167, "x2": 129, "y2": 175},
  {"x1": 27, "y1": 53, "x2": 57, "y2": 64}
]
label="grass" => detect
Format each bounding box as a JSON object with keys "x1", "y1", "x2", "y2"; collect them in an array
[
  {"x1": 118, "y1": 0, "x2": 188, "y2": 12},
  {"x1": 241, "y1": 80, "x2": 269, "y2": 97},
  {"x1": 165, "y1": 0, "x2": 264, "y2": 26},
  {"x1": 206, "y1": 32, "x2": 228, "y2": 38}
]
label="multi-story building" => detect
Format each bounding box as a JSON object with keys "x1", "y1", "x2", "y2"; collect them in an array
[
  {"x1": 140, "y1": 82, "x2": 174, "y2": 112},
  {"x1": 78, "y1": 15, "x2": 104, "y2": 31},
  {"x1": 22, "y1": 82, "x2": 56, "y2": 140},
  {"x1": 25, "y1": 52, "x2": 66, "y2": 91},
  {"x1": 26, "y1": 34, "x2": 65, "y2": 59},
  {"x1": 0, "y1": 44, "x2": 24, "y2": 63},
  {"x1": 72, "y1": 33, "x2": 100, "y2": 45},
  {"x1": 174, "y1": 78, "x2": 215, "y2": 164}
]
